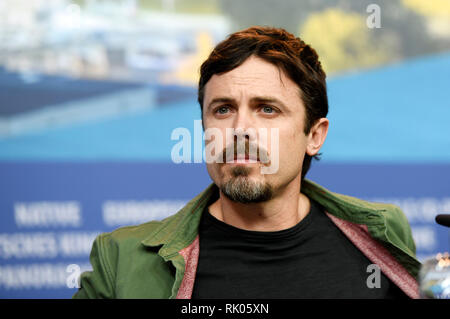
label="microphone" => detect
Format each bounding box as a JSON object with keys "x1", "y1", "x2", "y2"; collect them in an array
[{"x1": 435, "y1": 214, "x2": 450, "y2": 227}]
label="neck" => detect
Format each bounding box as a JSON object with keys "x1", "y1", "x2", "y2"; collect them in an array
[{"x1": 209, "y1": 176, "x2": 310, "y2": 232}]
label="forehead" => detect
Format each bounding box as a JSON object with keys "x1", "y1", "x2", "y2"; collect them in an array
[{"x1": 203, "y1": 56, "x2": 301, "y2": 104}]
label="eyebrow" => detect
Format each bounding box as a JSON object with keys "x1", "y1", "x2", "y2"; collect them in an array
[
  {"x1": 206, "y1": 97, "x2": 234, "y2": 110},
  {"x1": 206, "y1": 96, "x2": 288, "y2": 110}
]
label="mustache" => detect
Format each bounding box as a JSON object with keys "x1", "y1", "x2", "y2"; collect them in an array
[{"x1": 216, "y1": 140, "x2": 271, "y2": 164}]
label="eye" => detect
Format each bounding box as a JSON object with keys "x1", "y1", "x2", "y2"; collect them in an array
[
  {"x1": 261, "y1": 105, "x2": 275, "y2": 114},
  {"x1": 216, "y1": 106, "x2": 230, "y2": 115}
]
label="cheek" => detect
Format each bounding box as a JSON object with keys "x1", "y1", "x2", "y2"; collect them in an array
[
  {"x1": 206, "y1": 162, "x2": 223, "y2": 185},
  {"x1": 277, "y1": 127, "x2": 307, "y2": 169}
]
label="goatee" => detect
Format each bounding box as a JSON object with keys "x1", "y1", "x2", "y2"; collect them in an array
[{"x1": 220, "y1": 166, "x2": 273, "y2": 203}]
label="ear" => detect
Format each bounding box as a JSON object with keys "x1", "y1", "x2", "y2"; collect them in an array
[{"x1": 306, "y1": 118, "x2": 329, "y2": 156}]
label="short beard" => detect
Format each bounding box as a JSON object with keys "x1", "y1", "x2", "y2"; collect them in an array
[{"x1": 220, "y1": 166, "x2": 273, "y2": 204}]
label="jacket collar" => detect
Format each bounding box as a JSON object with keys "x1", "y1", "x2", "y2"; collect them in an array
[
  {"x1": 140, "y1": 179, "x2": 385, "y2": 251},
  {"x1": 301, "y1": 179, "x2": 385, "y2": 225},
  {"x1": 140, "y1": 183, "x2": 215, "y2": 257},
  {"x1": 141, "y1": 179, "x2": 420, "y2": 279}
]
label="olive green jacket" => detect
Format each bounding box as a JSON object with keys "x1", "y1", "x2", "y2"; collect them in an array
[{"x1": 73, "y1": 179, "x2": 421, "y2": 299}]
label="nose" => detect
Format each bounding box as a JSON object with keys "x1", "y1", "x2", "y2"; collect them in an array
[
  {"x1": 230, "y1": 108, "x2": 258, "y2": 144},
  {"x1": 232, "y1": 107, "x2": 251, "y2": 130}
]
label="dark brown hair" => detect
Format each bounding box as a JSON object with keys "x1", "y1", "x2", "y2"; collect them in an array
[{"x1": 198, "y1": 26, "x2": 328, "y2": 180}]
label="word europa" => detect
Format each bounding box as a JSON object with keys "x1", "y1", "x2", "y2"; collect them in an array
[
  {"x1": 171, "y1": 120, "x2": 279, "y2": 174},
  {"x1": 180, "y1": 303, "x2": 269, "y2": 316}
]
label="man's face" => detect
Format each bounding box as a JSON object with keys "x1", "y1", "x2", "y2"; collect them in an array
[{"x1": 202, "y1": 55, "x2": 312, "y2": 203}]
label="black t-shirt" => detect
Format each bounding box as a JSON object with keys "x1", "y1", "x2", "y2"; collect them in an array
[{"x1": 191, "y1": 198, "x2": 408, "y2": 299}]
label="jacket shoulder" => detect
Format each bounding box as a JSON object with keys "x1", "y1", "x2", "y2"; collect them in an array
[
  {"x1": 335, "y1": 193, "x2": 416, "y2": 254},
  {"x1": 103, "y1": 219, "x2": 165, "y2": 243},
  {"x1": 374, "y1": 201, "x2": 417, "y2": 256},
  {"x1": 303, "y1": 180, "x2": 417, "y2": 261},
  {"x1": 73, "y1": 215, "x2": 177, "y2": 299}
]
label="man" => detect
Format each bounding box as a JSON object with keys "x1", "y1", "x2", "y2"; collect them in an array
[{"x1": 73, "y1": 26, "x2": 420, "y2": 299}]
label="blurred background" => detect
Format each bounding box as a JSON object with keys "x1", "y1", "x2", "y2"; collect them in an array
[{"x1": 0, "y1": 0, "x2": 449, "y2": 298}]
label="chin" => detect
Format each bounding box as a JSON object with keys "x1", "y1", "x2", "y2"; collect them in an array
[{"x1": 219, "y1": 174, "x2": 274, "y2": 204}]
